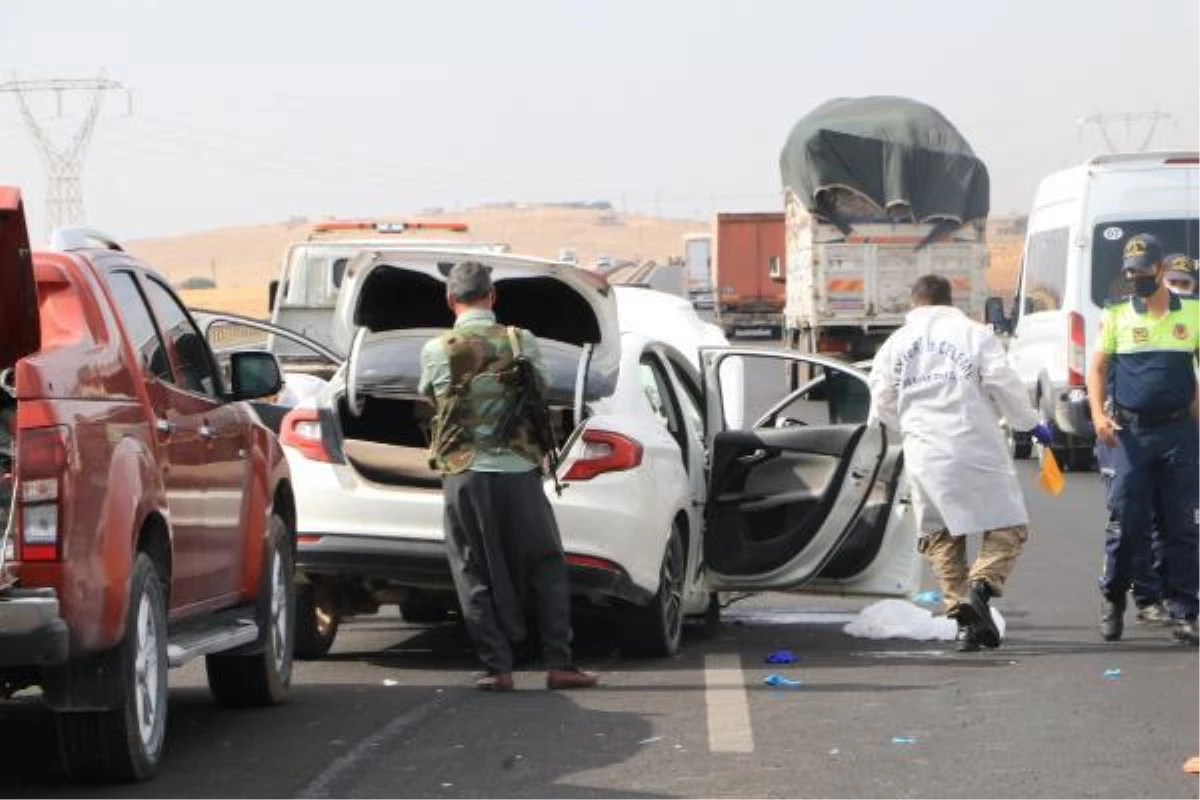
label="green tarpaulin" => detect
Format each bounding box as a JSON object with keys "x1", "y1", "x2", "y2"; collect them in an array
[{"x1": 780, "y1": 96, "x2": 989, "y2": 231}]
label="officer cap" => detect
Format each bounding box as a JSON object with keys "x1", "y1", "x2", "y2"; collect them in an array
[
  {"x1": 446, "y1": 260, "x2": 493, "y2": 302},
  {"x1": 1122, "y1": 233, "x2": 1165, "y2": 274},
  {"x1": 1163, "y1": 252, "x2": 1197, "y2": 278}
]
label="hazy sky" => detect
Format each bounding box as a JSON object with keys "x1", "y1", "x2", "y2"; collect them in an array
[{"x1": 1, "y1": 0, "x2": 1197, "y2": 240}]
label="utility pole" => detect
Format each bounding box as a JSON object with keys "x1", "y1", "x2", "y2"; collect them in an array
[
  {"x1": 1076, "y1": 110, "x2": 1175, "y2": 154},
  {"x1": 0, "y1": 72, "x2": 132, "y2": 234}
]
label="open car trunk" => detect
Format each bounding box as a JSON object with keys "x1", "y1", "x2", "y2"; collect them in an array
[
  {"x1": 1, "y1": 188, "x2": 37, "y2": 573},
  {"x1": 335, "y1": 393, "x2": 578, "y2": 490}
]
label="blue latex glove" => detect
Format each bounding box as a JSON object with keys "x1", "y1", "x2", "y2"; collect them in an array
[{"x1": 1029, "y1": 422, "x2": 1053, "y2": 446}]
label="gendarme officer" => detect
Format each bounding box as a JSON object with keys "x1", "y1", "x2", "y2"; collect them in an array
[
  {"x1": 418, "y1": 260, "x2": 599, "y2": 691},
  {"x1": 1086, "y1": 233, "x2": 1199, "y2": 645}
]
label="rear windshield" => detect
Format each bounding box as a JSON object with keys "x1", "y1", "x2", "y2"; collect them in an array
[{"x1": 1092, "y1": 219, "x2": 1199, "y2": 305}]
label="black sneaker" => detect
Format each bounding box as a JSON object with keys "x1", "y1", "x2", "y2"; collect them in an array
[
  {"x1": 1172, "y1": 618, "x2": 1199, "y2": 646},
  {"x1": 1134, "y1": 602, "x2": 1172, "y2": 626},
  {"x1": 958, "y1": 580, "x2": 1001, "y2": 648},
  {"x1": 1100, "y1": 597, "x2": 1125, "y2": 641}
]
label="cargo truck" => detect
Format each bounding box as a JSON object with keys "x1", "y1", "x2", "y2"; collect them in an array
[
  {"x1": 712, "y1": 212, "x2": 786, "y2": 338},
  {"x1": 777, "y1": 96, "x2": 991, "y2": 384}
]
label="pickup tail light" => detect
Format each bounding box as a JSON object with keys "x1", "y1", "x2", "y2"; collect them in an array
[
  {"x1": 562, "y1": 430, "x2": 643, "y2": 481},
  {"x1": 17, "y1": 425, "x2": 70, "y2": 561},
  {"x1": 280, "y1": 408, "x2": 334, "y2": 463},
  {"x1": 1067, "y1": 311, "x2": 1086, "y2": 387}
]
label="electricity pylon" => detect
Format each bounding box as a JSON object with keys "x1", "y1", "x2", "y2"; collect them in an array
[
  {"x1": 0, "y1": 73, "x2": 132, "y2": 233},
  {"x1": 1077, "y1": 111, "x2": 1175, "y2": 154}
]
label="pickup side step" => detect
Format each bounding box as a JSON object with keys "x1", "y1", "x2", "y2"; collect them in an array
[{"x1": 167, "y1": 615, "x2": 259, "y2": 668}]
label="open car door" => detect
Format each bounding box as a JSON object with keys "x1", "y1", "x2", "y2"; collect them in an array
[
  {"x1": 701, "y1": 348, "x2": 920, "y2": 596},
  {"x1": 0, "y1": 187, "x2": 39, "y2": 371},
  {"x1": 191, "y1": 311, "x2": 343, "y2": 433}
]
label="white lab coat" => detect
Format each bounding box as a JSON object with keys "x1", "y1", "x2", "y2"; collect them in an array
[{"x1": 868, "y1": 305, "x2": 1040, "y2": 537}]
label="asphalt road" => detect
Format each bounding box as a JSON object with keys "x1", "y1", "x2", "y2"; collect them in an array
[{"x1": 1, "y1": 339, "x2": 1196, "y2": 798}]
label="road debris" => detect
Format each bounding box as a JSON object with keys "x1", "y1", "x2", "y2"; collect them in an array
[
  {"x1": 1103, "y1": 668, "x2": 1122, "y2": 679},
  {"x1": 1184, "y1": 756, "x2": 1199, "y2": 774},
  {"x1": 891, "y1": 736, "x2": 919, "y2": 745},
  {"x1": 639, "y1": 736, "x2": 664, "y2": 745},
  {"x1": 765, "y1": 649, "x2": 798, "y2": 664},
  {"x1": 911, "y1": 589, "x2": 943, "y2": 604},
  {"x1": 762, "y1": 673, "x2": 803, "y2": 688}
]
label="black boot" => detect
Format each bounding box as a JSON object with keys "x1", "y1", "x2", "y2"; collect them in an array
[
  {"x1": 955, "y1": 621, "x2": 981, "y2": 652},
  {"x1": 958, "y1": 580, "x2": 1001, "y2": 648},
  {"x1": 1100, "y1": 596, "x2": 1125, "y2": 641}
]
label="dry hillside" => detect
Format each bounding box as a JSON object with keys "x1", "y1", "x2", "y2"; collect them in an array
[{"x1": 137, "y1": 205, "x2": 1024, "y2": 317}]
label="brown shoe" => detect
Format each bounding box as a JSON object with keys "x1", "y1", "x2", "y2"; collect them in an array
[
  {"x1": 475, "y1": 671, "x2": 514, "y2": 692},
  {"x1": 546, "y1": 668, "x2": 598, "y2": 690}
]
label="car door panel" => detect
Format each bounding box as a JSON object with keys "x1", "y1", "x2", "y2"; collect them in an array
[{"x1": 701, "y1": 347, "x2": 915, "y2": 595}]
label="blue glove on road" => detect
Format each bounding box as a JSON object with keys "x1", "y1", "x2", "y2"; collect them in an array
[{"x1": 1029, "y1": 422, "x2": 1053, "y2": 446}]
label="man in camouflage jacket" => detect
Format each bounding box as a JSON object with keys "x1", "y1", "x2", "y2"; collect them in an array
[{"x1": 418, "y1": 260, "x2": 598, "y2": 691}]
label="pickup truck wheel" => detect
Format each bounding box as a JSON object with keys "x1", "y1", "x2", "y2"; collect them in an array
[
  {"x1": 57, "y1": 553, "x2": 169, "y2": 783},
  {"x1": 621, "y1": 524, "x2": 685, "y2": 658},
  {"x1": 295, "y1": 581, "x2": 339, "y2": 659},
  {"x1": 206, "y1": 514, "x2": 295, "y2": 707}
]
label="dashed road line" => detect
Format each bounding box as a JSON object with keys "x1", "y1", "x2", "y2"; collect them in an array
[{"x1": 704, "y1": 653, "x2": 754, "y2": 753}]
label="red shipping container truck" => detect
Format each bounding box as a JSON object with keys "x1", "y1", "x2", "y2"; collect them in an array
[{"x1": 712, "y1": 212, "x2": 787, "y2": 339}]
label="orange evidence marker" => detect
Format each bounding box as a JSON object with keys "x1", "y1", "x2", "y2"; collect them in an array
[{"x1": 1038, "y1": 448, "x2": 1065, "y2": 496}]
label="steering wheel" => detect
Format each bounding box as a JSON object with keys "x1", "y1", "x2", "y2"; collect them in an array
[{"x1": 345, "y1": 326, "x2": 367, "y2": 417}]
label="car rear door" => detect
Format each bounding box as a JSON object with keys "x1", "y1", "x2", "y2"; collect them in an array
[
  {"x1": 0, "y1": 187, "x2": 39, "y2": 370},
  {"x1": 700, "y1": 348, "x2": 918, "y2": 596}
]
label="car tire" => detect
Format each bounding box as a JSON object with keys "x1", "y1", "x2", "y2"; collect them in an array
[
  {"x1": 206, "y1": 513, "x2": 295, "y2": 707},
  {"x1": 295, "y1": 580, "x2": 339, "y2": 660},
  {"x1": 1006, "y1": 426, "x2": 1032, "y2": 460},
  {"x1": 57, "y1": 552, "x2": 169, "y2": 783},
  {"x1": 622, "y1": 524, "x2": 685, "y2": 658}
]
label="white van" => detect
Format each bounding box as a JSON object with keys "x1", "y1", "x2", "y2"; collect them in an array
[{"x1": 1001, "y1": 151, "x2": 1199, "y2": 469}]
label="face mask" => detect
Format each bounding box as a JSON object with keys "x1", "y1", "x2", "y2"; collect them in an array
[{"x1": 1132, "y1": 275, "x2": 1159, "y2": 298}]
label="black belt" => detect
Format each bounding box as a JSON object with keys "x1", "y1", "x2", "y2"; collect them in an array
[{"x1": 1114, "y1": 406, "x2": 1191, "y2": 428}]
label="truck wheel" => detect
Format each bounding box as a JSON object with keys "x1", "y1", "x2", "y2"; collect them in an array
[
  {"x1": 57, "y1": 553, "x2": 169, "y2": 783},
  {"x1": 206, "y1": 514, "x2": 295, "y2": 707},
  {"x1": 621, "y1": 524, "x2": 685, "y2": 658},
  {"x1": 295, "y1": 580, "x2": 339, "y2": 660}
]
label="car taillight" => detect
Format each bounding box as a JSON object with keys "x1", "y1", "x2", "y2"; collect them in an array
[
  {"x1": 562, "y1": 430, "x2": 643, "y2": 481},
  {"x1": 1067, "y1": 311, "x2": 1086, "y2": 387},
  {"x1": 280, "y1": 408, "x2": 334, "y2": 463},
  {"x1": 17, "y1": 425, "x2": 70, "y2": 561}
]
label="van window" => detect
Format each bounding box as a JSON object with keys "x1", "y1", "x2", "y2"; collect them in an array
[
  {"x1": 1092, "y1": 219, "x2": 1200, "y2": 305},
  {"x1": 1023, "y1": 227, "x2": 1069, "y2": 312}
]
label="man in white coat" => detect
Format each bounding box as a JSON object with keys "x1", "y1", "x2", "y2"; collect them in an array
[{"x1": 868, "y1": 275, "x2": 1052, "y2": 651}]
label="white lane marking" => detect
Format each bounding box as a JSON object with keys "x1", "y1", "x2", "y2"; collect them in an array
[
  {"x1": 705, "y1": 654, "x2": 754, "y2": 753},
  {"x1": 296, "y1": 693, "x2": 446, "y2": 798}
]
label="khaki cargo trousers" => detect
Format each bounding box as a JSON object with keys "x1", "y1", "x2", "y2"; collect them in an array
[{"x1": 918, "y1": 526, "x2": 1029, "y2": 613}]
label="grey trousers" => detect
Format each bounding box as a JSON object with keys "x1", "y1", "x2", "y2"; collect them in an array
[{"x1": 443, "y1": 470, "x2": 574, "y2": 672}]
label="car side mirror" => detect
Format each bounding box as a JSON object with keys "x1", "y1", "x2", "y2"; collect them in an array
[{"x1": 230, "y1": 351, "x2": 283, "y2": 400}]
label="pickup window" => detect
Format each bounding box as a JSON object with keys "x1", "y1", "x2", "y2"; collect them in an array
[
  {"x1": 142, "y1": 278, "x2": 222, "y2": 398},
  {"x1": 109, "y1": 272, "x2": 173, "y2": 383}
]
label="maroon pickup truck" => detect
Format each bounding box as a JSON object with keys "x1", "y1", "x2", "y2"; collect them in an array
[{"x1": 0, "y1": 188, "x2": 297, "y2": 782}]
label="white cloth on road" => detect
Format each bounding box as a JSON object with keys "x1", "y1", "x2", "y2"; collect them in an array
[{"x1": 868, "y1": 305, "x2": 1040, "y2": 537}]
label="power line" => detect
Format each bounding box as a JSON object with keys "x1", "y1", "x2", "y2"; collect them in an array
[{"x1": 0, "y1": 72, "x2": 132, "y2": 233}]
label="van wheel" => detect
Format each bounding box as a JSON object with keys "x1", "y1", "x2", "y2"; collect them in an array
[
  {"x1": 57, "y1": 553, "x2": 169, "y2": 783},
  {"x1": 295, "y1": 581, "x2": 339, "y2": 660},
  {"x1": 622, "y1": 525, "x2": 685, "y2": 658},
  {"x1": 206, "y1": 514, "x2": 295, "y2": 706}
]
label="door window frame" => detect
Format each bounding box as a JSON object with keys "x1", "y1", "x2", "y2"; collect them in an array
[{"x1": 139, "y1": 274, "x2": 227, "y2": 401}]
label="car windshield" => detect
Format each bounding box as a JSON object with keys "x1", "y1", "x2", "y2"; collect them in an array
[{"x1": 1092, "y1": 218, "x2": 1199, "y2": 306}]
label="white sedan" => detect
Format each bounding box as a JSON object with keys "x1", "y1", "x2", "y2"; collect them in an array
[{"x1": 264, "y1": 249, "x2": 921, "y2": 658}]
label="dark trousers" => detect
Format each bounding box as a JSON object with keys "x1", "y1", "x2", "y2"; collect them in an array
[
  {"x1": 1098, "y1": 418, "x2": 1199, "y2": 620},
  {"x1": 443, "y1": 470, "x2": 573, "y2": 672},
  {"x1": 1097, "y1": 444, "x2": 1163, "y2": 607}
]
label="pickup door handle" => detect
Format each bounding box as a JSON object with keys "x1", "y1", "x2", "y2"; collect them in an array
[{"x1": 199, "y1": 424, "x2": 217, "y2": 440}]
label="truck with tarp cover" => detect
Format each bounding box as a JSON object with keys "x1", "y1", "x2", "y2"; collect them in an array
[{"x1": 777, "y1": 96, "x2": 990, "y2": 384}]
